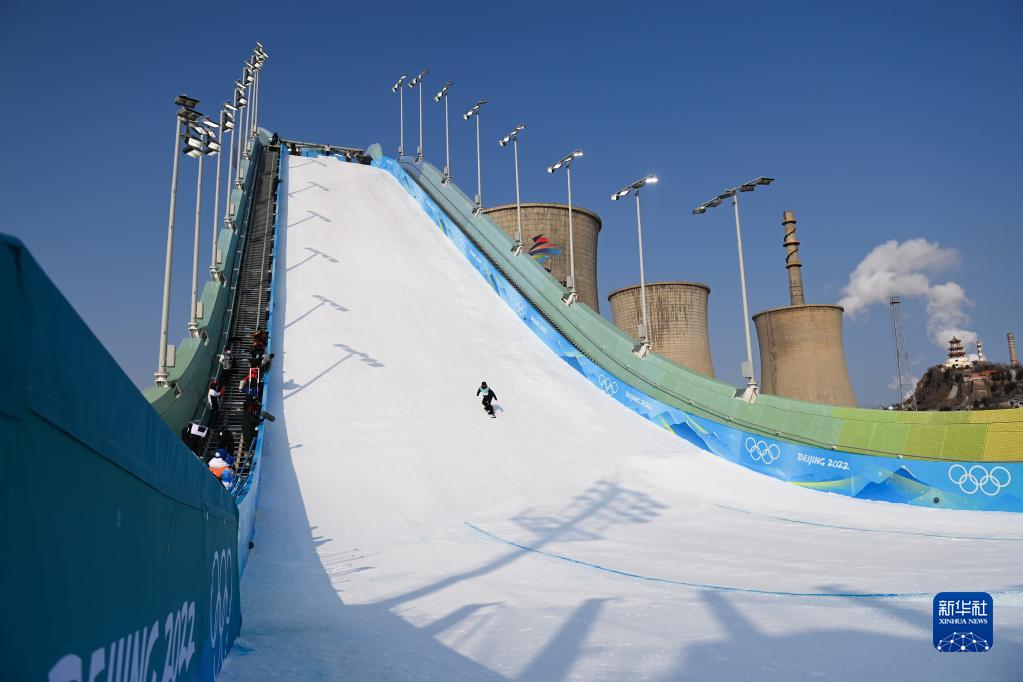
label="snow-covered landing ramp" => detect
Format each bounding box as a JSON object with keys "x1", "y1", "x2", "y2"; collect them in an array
[{"x1": 221, "y1": 156, "x2": 1023, "y2": 681}]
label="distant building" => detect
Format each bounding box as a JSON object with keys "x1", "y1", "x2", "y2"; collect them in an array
[{"x1": 943, "y1": 337, "x2": 984, "y2": 370}]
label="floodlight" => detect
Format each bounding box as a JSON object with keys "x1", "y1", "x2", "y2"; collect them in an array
[
  {"x1": 434, "y1": 80, "x2": 453, "y2": 101},
  {"x1": 175, "y1": 94, "x2": 199, "y2": 109},
  {"x1": 464, "y1": 98, "x2": 486, "y2": 119},
  {"x1": 392, "y1": 74, "x2": 408, "y2": 92},
  {"x1": 692, "y1": 207, "x2": 706, "y2": 214},
  {"x1": 547, "y1": 150, "x2": 582, "y2": 173},
  {"x1": 408, "y1": 68, "x2": 428, "y2": 87}
]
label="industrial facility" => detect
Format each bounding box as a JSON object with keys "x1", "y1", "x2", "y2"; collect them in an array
[
  {"x1": 608, "y1": 282, "x2": 716, "y2": 377},
  {"x1": 483, "y1": 203, "x2": 601, "y2": 310},
  {"x1": 752, "y1": 210, "x2": 857, "y2": 407}
]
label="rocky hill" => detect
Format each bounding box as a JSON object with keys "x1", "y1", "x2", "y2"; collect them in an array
[{"x1": 910, "y1": 363, "x2": 1022, "y2": 411}]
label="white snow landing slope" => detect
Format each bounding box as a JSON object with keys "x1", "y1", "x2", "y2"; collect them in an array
[{"x1": 220, "y1": 156, "x2": 1023, "y2": 681}]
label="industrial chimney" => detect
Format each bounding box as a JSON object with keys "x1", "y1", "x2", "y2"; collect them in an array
[
  {"x1": 752, "y1": 210, "x2": 857, "y2": 407},
  {"x1": 1010, "y1": 332, "x2": 1019, "y2": 366},
  {"x1": 783, "y1": 210, "x2": 804, "y2": 305}
]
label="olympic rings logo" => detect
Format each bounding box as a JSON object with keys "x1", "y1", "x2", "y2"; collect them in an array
[
  {"x1": 597, "y1": 375, "x2": 619, "y2": 395},
  {"x1": 744, "y1": 437, "x2": 781, "y2": 464},
  {"x1": 948, "y1": 464, "x2": 1011, "y2": 496}
]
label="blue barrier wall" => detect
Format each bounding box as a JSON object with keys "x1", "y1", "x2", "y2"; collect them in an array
[
  {"x1": 371, "y1": 156, "x2": 1022, "y2": 513},
  {"x1": 1, "y1": 235, "x2": 241, "y2": 680}
]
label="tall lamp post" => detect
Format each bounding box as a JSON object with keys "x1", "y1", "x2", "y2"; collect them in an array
[
  {"x1": 251, "y1": 43, "x2": 267, "y2": 137},
  {"x1": 187, "y1": 118, "x2": 220, "y2": 338},
  {"x1": 221, "y1": 101, "x2": 238, "y2": 230},
  {"x1": 546, "y1": 150, "x2": 583, "y2": 305},
  {"x1": 155, "y1": 94, "x2": 200, "y2": 387},
  {"x1": 408, "y1": 68, "x2": 428, "y2": 162},
  {"x1": 499, "y1": 123, "x2": 526, "y2": 255},
  {"x1": 433, "y1": 80, "x2": 453, "y2": 183},
  {"x1": 241, "y1": 61, "x2": 254, "y2": 159},
  {"x1": 693, "y1": 176, "x2": 774, "y2": 401},
  {"x1": 392, "y1": 73, "x2": 408, "y2": 157},
  {"x1": 611, "y1": 174, "x2": 658, "y2": 357},
  {"x1": 209, "y1": 105, "x2": 233, "y2": 279},
  {"x1": 233, "y1": 80, "x2": 248, "y2": 188},
  {"x1": 464, "y1": 99, "x2": 487, "y2": 214}
]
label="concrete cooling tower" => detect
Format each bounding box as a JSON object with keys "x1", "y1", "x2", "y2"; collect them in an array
[
  {"x1": 483, "y1": 203, "x2": 601, "y2": 310},
  {"x1": 608, "y1": 282, "x2": 716, "y2": 377},
  {"x1": 752, "y1": 210, "x2": 857, "y2": 407}
]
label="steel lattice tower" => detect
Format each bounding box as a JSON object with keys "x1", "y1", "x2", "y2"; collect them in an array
[{"x1": 889, "y1": 296, "x2": 917, "y2": 410}]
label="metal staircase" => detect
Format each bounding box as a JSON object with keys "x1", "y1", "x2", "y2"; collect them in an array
[{"x1": 198, "y1": 140, "x2": 280, "y2": 479}]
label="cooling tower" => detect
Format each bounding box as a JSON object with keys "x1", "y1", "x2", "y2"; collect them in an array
[
  {"x1": 483, "y1": 203, "x2": 601, "y2": 309},
  {"x1": 753, "y1": 304, "x2": 856, "y2": 406},
  {"x1": 752, "y1": 210, "x2": 857, "y2": 407},
  {"x1": 608, "y1": 282, "x2": 715, "y2": 377}
]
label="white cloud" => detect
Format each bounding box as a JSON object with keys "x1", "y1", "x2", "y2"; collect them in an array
[{"x1": 839, "y1": 238, "x2": 975, "y2": 348}]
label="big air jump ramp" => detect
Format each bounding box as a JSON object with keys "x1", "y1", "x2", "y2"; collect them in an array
[{"x1": 218, "y1": 151, "x2": 1023, "y2": 680}]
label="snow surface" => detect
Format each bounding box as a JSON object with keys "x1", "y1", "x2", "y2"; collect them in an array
[{"x1": 219, "y1": 156, "x2": 1023, "y2": 681}]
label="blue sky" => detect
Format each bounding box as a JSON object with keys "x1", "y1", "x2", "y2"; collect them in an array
[{"x1": 2, "y1": 0, "x2": 1020, "y2": 407}]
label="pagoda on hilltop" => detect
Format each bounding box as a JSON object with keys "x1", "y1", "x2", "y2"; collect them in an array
[{"x1": 944, "y1": 336, "x2": 973, "y2": 370}]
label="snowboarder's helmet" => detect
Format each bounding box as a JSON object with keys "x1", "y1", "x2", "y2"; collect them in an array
[{"x1": 481, "y1": 381, "x2": 487, "y2": 387}]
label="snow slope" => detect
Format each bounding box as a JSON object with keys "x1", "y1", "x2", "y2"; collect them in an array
[{"x1": 220, "y1": 156, "x2": 1023, "y2": 681}]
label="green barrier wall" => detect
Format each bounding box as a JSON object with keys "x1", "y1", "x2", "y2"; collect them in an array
[
  {"x1": 143, "y1": 129, "x2": 273, "y2": 435},
  {"x1": 0, "y1": 236, "x2": 241, "y2": 680},
  {"x1": 369, "y1": 145, "x2": 1022, "y2": 463}
]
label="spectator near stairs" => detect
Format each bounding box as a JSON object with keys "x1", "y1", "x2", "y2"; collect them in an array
[
  {"x1": 208, "y1": 380, "x2": 224, "y2": 418},
  {"x1": 208, "y1": 453, "x2": 232, "y2": 480},
  {"x1": 242, "y1": 403, "x2": 265, "y2": 451},
  {"x1": 239, "y1": 367, "x2": 261, "y2": 401},
  {"x1": 252, "y1": 328, "x2": 268, "y2": 355}
]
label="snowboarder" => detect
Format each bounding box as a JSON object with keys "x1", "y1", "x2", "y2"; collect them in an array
[{"x1": 477, "y1": 381, "x2": 498, "y2": 417}]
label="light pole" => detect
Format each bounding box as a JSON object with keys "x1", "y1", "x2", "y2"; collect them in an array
[
  {"x1": 241, "y1": 61, "x2": 254, "y2": 159},
  {"x1": 187, "y1": 118, "x2": 220, "y2": 338},
  {"x1": 499, "y1": 124, "x2": 526, "y2": 255},
  {"x1": 434, "y1": 80, "x2": 453, "y2": 183},
  {"x1": 251, "y1": 43, "x2": 267, "y2": 137},
  {"x1": 221, "y1": 101, "x2": 237, "y2": 230},
  {"x1": 155, "y1": 94, "x2": 199, "y2": 387},
  {"x1": 234, "y1": 80, "x2": 248, "y2": 188},
  {"x1": 693, "y1": 176, "x2": 774, "y2": 401},
  {"x1": 408, "y1": 68, "x2": 428, "y2": 162},
  {"x1": 611, "y1": 174, "x2": 659, "y2": 357},
  {"x1": 546, "y1": 150, "x2": 583, "y2": 305},
  {"x1": 209, "y1": 106, "x2": 233, "y2": 279},
  {"x1": 464, "y1": 99, "x2": 487, "y2": 214},
  {"x1": 392, "y1": 73, "x2": 408, "y2": 157}
]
